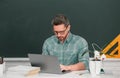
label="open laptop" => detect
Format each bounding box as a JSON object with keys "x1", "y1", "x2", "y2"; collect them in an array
[{"x1": 28, "y1": 53, "x2": 68, "y2": 74}]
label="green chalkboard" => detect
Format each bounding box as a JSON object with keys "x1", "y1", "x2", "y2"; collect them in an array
[{"x1": 0, "y1": 0, "x2": 120, "y2": 57}]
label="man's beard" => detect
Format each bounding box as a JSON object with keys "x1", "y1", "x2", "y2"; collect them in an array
[
  {"x1": 57, "y1": 32, "x2": 69, "y2": 42},
  {"x1": 58, "y1": 36, "x2": 64, "y2": 41}
]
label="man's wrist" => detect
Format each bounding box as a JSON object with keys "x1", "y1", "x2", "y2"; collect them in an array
[{"x1": 68, "y1": 65, "x2": 72, "y2": 70}]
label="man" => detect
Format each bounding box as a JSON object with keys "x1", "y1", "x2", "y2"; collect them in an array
[{"x1": 42, "y1": 14, "x2": 89, "y2": 71}]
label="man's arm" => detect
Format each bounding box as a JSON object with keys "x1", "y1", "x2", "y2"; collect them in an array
[
  {"x1": 60, "y1": 38, "x2": 89, "y2": 71},
  {"x1": 60, "y1": 62, "x2": 85, "y2": 71},
  {"x1": 42, "y1": 40, "x2": 49, "y2": 55}
]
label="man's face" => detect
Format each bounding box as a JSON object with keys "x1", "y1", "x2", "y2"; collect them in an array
[{"x1": 53, "y1": 24, "x2": 70, "y2": 42}]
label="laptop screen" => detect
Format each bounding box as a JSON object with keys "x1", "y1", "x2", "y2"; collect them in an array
[{"x1": 28, "y1": 53, "x2": 63, "y2": 74}]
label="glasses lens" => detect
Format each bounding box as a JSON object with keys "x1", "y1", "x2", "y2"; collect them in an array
[{"x1": 54, "y1": 26, "x2": 68, "y2": 35}]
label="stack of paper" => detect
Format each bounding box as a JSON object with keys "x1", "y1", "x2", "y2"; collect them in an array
[{"x1": 7, "y1": 65, "x2": 40, "y2": 76}]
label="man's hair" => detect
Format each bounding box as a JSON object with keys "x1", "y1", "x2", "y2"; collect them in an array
[{"x1": 51, "y1": 14, "x2": 70, "y2": 26}]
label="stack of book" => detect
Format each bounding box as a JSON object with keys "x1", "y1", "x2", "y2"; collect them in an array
[{"x1": 7, "y1": 65, "x2": 40, "y2": 77}]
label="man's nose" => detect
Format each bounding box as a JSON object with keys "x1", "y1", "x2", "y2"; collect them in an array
[{"x1": 57, "y1": 33, "x2": 61, "y2": 37}]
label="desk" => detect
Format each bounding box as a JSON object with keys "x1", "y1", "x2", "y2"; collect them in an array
[
  {"x1": 0, "y1": 58, "x2": 120, "y2": 78},
  {"x1": 0, "y1": 70, "x2": 115, "y2": 78}
]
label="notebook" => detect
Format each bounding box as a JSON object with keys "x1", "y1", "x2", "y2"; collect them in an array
[{"x1": 28, "y1": 53, "x2": 68, "y2": 74}]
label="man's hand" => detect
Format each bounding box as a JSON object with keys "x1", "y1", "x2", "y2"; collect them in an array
[
  {"x1": 60, "y1": 62, "x2": 85, "y2": 71},
  {"x1": 60, "y1": 64, "x2": 71, "y2": 71}
]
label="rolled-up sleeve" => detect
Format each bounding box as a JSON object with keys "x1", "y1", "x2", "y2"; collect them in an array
[{"x1": 78, "y1": 39, "x2": 89, "y2": 70}]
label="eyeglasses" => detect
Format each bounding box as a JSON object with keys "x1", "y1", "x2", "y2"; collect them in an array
[{"x1": 54, "y1": 27, "x2": 68, "y2": 35}]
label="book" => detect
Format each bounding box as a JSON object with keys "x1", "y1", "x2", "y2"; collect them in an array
[{"x1": 7, "y1": 65, "x2": 40, "y2": 76}]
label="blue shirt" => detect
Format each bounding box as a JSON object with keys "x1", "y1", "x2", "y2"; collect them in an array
[{"x1": 42, "y1": 32, "x2": 89, "y2": 70}]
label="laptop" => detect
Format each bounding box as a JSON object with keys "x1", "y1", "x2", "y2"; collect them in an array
[{"x1": 28, "y1": 53, "x2": 68, "y2": 74}]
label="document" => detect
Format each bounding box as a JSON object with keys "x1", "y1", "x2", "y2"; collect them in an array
[{"x1": 7, "y1": 65, "x2": 40, "y2": 76}]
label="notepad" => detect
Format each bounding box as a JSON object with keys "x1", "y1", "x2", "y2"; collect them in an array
[{"x1": 7, "y1": 65, "x2": 40, "y2": 76}]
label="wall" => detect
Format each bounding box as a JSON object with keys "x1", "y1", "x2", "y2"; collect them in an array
[{"x1": 0, "y1": 0, "x2": 120, "y2": 57}]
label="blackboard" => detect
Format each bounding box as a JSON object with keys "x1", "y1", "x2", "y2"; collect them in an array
[{"x1": 0, "y1": 0, "x2": 120, "y2": 57}]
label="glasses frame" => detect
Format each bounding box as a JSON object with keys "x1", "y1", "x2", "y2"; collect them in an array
[{"x1": 54, "y1": 26, "x2": 68, "y2": 35}]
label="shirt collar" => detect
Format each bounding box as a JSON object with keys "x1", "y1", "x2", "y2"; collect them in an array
[{"x1": 65, "y1": 32, "x2": 73, "y2": 43}]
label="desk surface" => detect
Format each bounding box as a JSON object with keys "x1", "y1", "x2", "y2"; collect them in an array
[
  {"x1": 1, "y1": 58, "x2": 120, "y2": 78},
  {"x1": 1, "y1": 70, "x2": 115, "y2": 78}
]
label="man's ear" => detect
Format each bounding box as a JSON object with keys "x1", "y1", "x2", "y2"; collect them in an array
[{"x1": 67, "y1": 25, "x2": 71, "y2": 31}]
